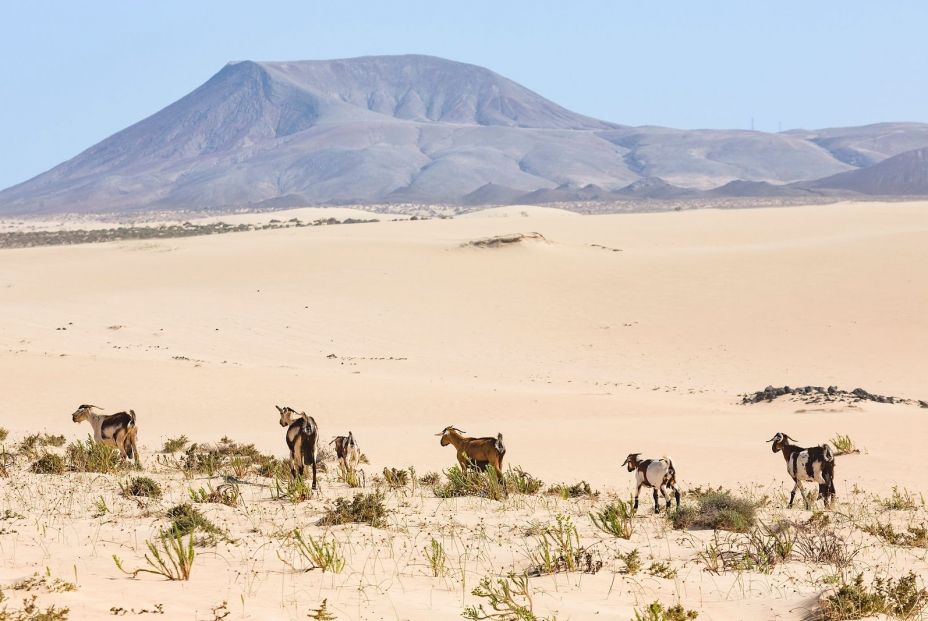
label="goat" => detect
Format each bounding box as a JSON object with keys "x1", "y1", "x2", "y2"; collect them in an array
[
  {"x1": 276, "y1": 405, "x2": 318, "y2": 490},
  {"x1": 768, "y1": 432, "x2": 836, "y2": 508},
  {"x1": 437, "y1": 426, "x2": 505, "y2": 473},
  {"x1": 622, "y1": 453, "x2": 680, "y2": 514},
  {"x1": 330, "y1": 432, "x2": 360, "y2": 476},
  {"x1": 71, "y1": 404, "x2": 140, "y2": 465}
]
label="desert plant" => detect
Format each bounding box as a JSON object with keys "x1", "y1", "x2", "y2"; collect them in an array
[
  {"x1": 418, "y1": 471, "x2": 441, "y2": 486},
  {"x1": 66, "y1": 436, "x2": 124, "y2": 473},
  {"x1": 878, "y1": 487, "x2": 921, "y2": 511},
  {"x1": 432, "y1": 465, "x2": 506, "y2": 501},
  {"x1": 281, "y1": 529, "x2": 345, "y2": 573},
  {"x1": 632, "y1": 601, "x2": 698, "y2": 621},
  {"x1": 669, "y1": 490, "x2": 757, "y2": 532},
  {"x1": 30, "y1": 453, "x2": 65, "y2": 475},
  {"x1": 504, "y1": 467, "x2": 544, "y2": 495},
  {"x1": 862, "y1": 521, "x2": 928, "y2": 549},
  {"x1": 618, "y1": 548, "x2": 641, "y2": 575},
  {"x1": 18, "y1": 433, "x2": 66, "y2": 459},
  {"x1": 272, "y1": 471, "x2": 313, "y2": 503},
  {"x1": 829, "y1": 434, "x2": 859, "y2": 456},
  {"x1": 306, "y1": 599, "x2": 337, "y2": 621},
  {"x1": 528, "y1": 513, "x2": 601, "y2": 576},
  {"x1": 647, "y1": 561, "x2": 678, "y2": 579},
  {"x1": 0, "y1": 428, "x2": 8, "y2": 443},
  {"x1": 0, "y1": 591, "x2": 70, "y2": 620},
  {"x1": 590, "y1": 499, "x2": 634, "y2": 539},
  {"x1": 120, "y1": 476, "x2": 162, "y2": 499},
  {"x1": 382, "y1": 467, "x2": 409, "y2": 488},
  {"x1": 189, "y1": 482, "x2": 241, "y2": 507},
  {"x1": 424, "y1": 538, "x2": 448, "y2": 577},
  {"x1": 161, "y1": 435, "x2": 189, "y2": 453},
  {"x1": 546, "y1": 480, "x2": 598, "y2": 499},
  {"x1": 166, "y1": 503, "x2": 225, "y2": 543},
  {"x1": 317, "y1": 492, "x2": 389, "y2": 528},
  {"x1": 816, "y1": 572, "x2": 928, "y2": 621},
  {"x1": 463, "y1": 573, "x2": 553, "y2": 621},
  {"x1": 113, "y1": 529, "x2": 195, "y2": 581}
]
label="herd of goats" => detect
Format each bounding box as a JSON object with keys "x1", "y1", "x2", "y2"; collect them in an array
[{"x1": 69, "y1": 404, "x2": 838, "y2": 512}]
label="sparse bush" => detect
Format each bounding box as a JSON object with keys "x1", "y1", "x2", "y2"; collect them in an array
[
  {"x1": 418, "y1": 471, "x2": 441, "y2": 486},
  {"x1": 18, "y1": 433, "x2": 66, "y2": 459},
  {"x1": 113, "y1": 529, "x2": 195, "y2": 581},
  {"x1": 120, "y1": 476, "x2": 162, "y2": 499},
  {"x1": 618, "y1": 548, "x2": 641, "y2": 575},
  {"x1": 879, "y1": 487, "x2": 921, "y2": 511},
  {"x1": 30, "y1": 453, "x2": 65, "y2": 475},
  {"x1": 317, "y1": 492, "x2": 389, "y2": 528},
  {"x1": 816, "y1": 572, "x2": 928, "y2": 621},
  {"x1": 0, "y1": 428, "x2": 8, "y2": 443},
  {"x1": 432, "y1": 465, "x2": 506, "y2": 501},
  {"x1": 528, "y1": 513, "x2": 601, "y2": 576},
  {"x1": 0, "y1": 591, "x2": 71, "y2": 620},
  {"x1": 66, "y1": 436, "x2": 124, "y2": 473},
  {"x1": 281, "y1": 529, "x2": 345, "y2": 573},
  {"x1": 306, "y1": 599, "x2": 337, "y2": 621},
  {"x1": 382, "y1": 467, "x2": 409, "y2": 488},
  {"x1": 547, "y1": 480, "x2": 598, "y2": 499},
  {"x1": 632, "y1": 601, "x2": 698, "y2": 621},
  {"x1": 161, "y1": 435, "x2": 189, "y2": 453},
  {"x1": 272, "y1": 471, "x2": 313, "y2": 503},
  {"x1": 590, "y1": 499, "x2": 634, "y2": 539},
  {"x1": 829, "y1": 434, "x2": 859, "y2": 456},
  {"x1": 504, "y1": 467, "x2": 544, "y2": 495},
  {"x1": 648, "y1": 561, "x2": 678, "y2": 579},
  {"x1": 863, "y1": 521, "x2": 928, "y2": 549},
  {"x1": 425, "y1": 538, "x2": 447, "y2": 577},
  {"x1": 166, "y1": 504, "x2": 224, "y2": 543},
  {"x1": 189, "y1": 482, "x2": 241, "y2": 507},
  {"x1": 670, "y1": 490, "x2": 756, "y2": 532},
  {"x1": 463, "y1": 573, "x2": 554, "y2": 621}
]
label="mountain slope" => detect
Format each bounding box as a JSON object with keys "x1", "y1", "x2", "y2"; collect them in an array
[
  {"x1": 2, "y1": 55, "x2": 927, "y2": 215},
  {"x1": 805, "y1": 147, "x2": 928, "y2": 195}
]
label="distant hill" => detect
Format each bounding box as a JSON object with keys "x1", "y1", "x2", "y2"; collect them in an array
[
  {"x1": 2, "y1": 55, "x2": 928, "y2": 215},
  {"x1": 804, "y1": 147, "x2": 928, "y2": 195}
]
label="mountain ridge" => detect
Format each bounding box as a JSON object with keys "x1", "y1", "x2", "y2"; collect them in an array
[{"x1": 2, "y1": 55, "x2": 928, "y2": 215}]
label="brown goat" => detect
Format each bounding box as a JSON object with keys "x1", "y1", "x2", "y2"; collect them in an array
[
  {"x1": 330, "y1": 431, "x2": 360, "y2": 476},
  {"x1": 437, "y1": 426, "x2": 505, "y2": 473},
  {"x1": 276, "y1": 405, "x2": 318, "y2": 490}
]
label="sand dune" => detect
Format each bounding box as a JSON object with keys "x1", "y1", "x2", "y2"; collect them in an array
[{"x1": 0, "y1": 201, "x2": 926, "y2": 619}]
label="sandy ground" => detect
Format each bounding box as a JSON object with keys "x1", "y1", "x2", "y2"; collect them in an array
[{"x1": 0, "y1": 201, "x2": 926, "y2": 620}]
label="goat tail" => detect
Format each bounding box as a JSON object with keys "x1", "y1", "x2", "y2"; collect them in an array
[
  {"x1": 822, "y1": 444, "x2": 834, "y2": 462},
  {"x1": 128, "y1": 410, "x2": 137, "y2": 427},
  {"x1": 495, "y1": 433, "x2": 506, "y2": 457}
]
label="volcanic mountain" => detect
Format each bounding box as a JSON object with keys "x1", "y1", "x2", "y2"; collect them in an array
[{"x1": 2, "y1": 55, "x2": 928, "y2": 214}]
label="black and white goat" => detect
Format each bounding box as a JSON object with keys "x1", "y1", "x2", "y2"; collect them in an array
[
  {"x1": 71, "y1": 404, "x2": 140, "y2": 465},
  {"x1": 622, "y1": 453, "x2": 680, "y2": 513},
  {"x1": 276, "y1": 405, "x2": 319, "y2": 490},
  {"x1": 767, "y1": 432, "x2": 836, "y2": 508},
  {"x1": 330, "y1": 431, "x2": 360, "y2": 476}
]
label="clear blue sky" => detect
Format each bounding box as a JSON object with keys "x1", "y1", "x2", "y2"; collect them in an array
[{"x1": 2, "y1": 0, "x2": 926, "y2": 189}]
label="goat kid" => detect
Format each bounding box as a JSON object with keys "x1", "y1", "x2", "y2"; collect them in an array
[
  {"x1": 276, "y1": 405, "x2": 319, "y2": 490},
  {"x1": 71, "y1": 404, "x2": 140, "y2": 465},
  {"x1": 330, "y1": 431, "x2": 361, "y2": 476},
  {"x1": 622, "y1": 453, "x2": 680, "y2": 514},
  {"x1": 768, "y1": 432, "x2": 836, "y2": 508},
  {"x1": 437, "y1": 426, "x2": 505, "y2": 473}
]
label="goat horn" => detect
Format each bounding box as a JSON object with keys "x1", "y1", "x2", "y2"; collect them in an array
[{"x1": 90, "y1": 405, "x2": 104, "y2": 410}]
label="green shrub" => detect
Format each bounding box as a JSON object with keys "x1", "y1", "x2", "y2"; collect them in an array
[
  {"x1": 18, "y1": 433, "x2": 66, "y2": 459},
  {"x1": 504, "y1": 467, "x2": 544, "y2": 495},
  {"x1": 863, "y1": 521, "x2": 928, "y2": 549},
  {"x1": 66, "y1": 436, "x2": 124, "y2": 473},
  {"x1": 161, "y1": 435, "x2": 189, "y2": 453},
  {"x1": 547, "y1": 480, "x2": 598, "y2": 499},
  {"x1": 591, "y1": 499, "x2": 634, "y2": 539},
  {"x1": 165, "y1": 504, "x2": 225, "y2": 543},
  {"x1": 432, "y1": 465, "x2": 506, "y2": 501},
  {"x1": 829, "y1": 434, "x2": 859, "y2": 456},
  {"x1": 113, "y1": 529, "x2": 195, "y2": 581},
  {"x1": 818, "y1": 572, "x2": 928, "y2": 620},
  {"x1": 632, "y1": 601, "x2": 698, "y2": 621},
  {"x1": 318, "y1": 492, "x2": 389, "y2": 528},
  {"x1": 382, "y1": 467, "x2": 409, "y2": 488},
  {"x1": 418, "y1": 471, "x2": 441, "y2": 486},
  {"x1": 0, "y1": 428, "x2": 8, "y2": 443},
  {"x1": 189, "y1": 482, "x2": 240, "y2": 507},
  {"x1": 30, "y1": 453, "x2": 66, "y2": 474},
  {"x1": 670, "y1": 490, "x2": 757, "y2": 532},
  {"x1": 282, "y1": 529, "x2": 345, "y2": 573},
  {"x1": 463, "y1": 573, "x2": 553, "y2": 621},
  {"x1": 120, "y1": 476, "x2": 162, "y2": 498}
]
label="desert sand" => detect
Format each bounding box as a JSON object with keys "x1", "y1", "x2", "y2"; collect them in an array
[{"x1": 0, "y1": 200, "x2": 926, "y2": 620}]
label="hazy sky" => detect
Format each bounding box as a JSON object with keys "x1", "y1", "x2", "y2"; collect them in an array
[{"x1": 2, "y1": 1, "x2": 926, "y2": 189}]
